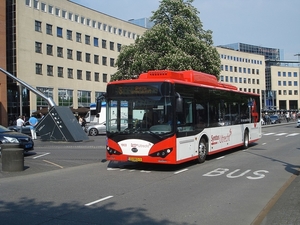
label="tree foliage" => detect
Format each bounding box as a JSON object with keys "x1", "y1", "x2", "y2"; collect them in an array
[{"x1": 111, "y1": 0, "x2": 221, "y2": 81}]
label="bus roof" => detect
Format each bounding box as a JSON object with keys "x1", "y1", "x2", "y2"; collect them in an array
[{"x1": 139, "y1": 70, "x2": 237, "y2": 90}]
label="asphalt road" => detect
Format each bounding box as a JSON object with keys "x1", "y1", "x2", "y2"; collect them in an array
[{"x1": 0, "y1": 123, "x2": 299, "y2": 224}]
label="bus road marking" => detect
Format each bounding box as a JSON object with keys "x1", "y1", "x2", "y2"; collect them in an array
[
  {"x1": 174, "y1": 168, "x2": 188, "y2": 174},
  {"x1": 43, "y1": 160, "x2": 64, "y2": 169},
  {"x1": 85, "y1": 196, "x2": 114, "y2": 206},
  {"x1": 33, "y1": 153, "x2": 50, "y2": 159}
]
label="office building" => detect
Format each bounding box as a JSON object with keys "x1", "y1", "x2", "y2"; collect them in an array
[{"x1": 2, "y1": 0, "x2": 147, "y2": 125}]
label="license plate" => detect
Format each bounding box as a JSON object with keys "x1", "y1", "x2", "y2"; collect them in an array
[
  {"x1": 25, "y1": 144, "x2": 32, "y2": 149},
  {"x1": 128, "y1": 157, "x2": 142, "y2": 162}
]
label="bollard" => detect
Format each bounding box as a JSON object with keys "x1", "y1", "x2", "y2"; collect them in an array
[{"x1": 1, "y1": 144, "x2": 24, "y2": 172}]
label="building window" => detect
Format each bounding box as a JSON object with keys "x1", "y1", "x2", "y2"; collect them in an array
[
  {"x1": 35, "y1": 42, "x2": 42, "y2": 53},
  {"x1": 278, "y1": 71, "x2": 281, "y2": 76},
  {"x1": 103, "y1": 24, "x2": 107, "y2": 31},
  {"x1": 25, "y1": 0, "x2": 30, "y2": 6},
  {"x1": 55, "y1": 7, "x2": 60, "y2": 16},
  {"x1": 58, "y1": 67, "x2": 63, "y2": 77},
  {"x1": 252, "y1": 79, "x2": 255, "y2": 84},
  {"x1": 68, "y1": 12, "x2": 73, "y2": 21},
  {"x1": 278, "y1": 90, "x2": 282, "y2": 95},
  {"x1": 67, "y1": 49, "x2": 73, "y2": 59},
  {"x1": 288, "y1": 72, "x2": 292, "y2": 77},
  {"x1": 288, "y1": 90, "x2": 292, "y2": 95},
  {"x1": 243, "y1": 78, "x2": 246, "y2": 83},
  {"x1": 58, "y1": 89, "x2": 73, "y2": 106},
  {"x1": 77, "y1": 70, "x2": 82, "y2": 80},
  {"x1": 76, "y1": 32, "x2": 81, "y2": 42},
  {"x1": 278, "y1": 81, "x2": 281, "y2": 86},
  {"x1": 248, "y1": 78, "x2": 251, "y2": 84},
  {"x1": 37, "y1": 87, "x2": 53, "y2": 107},
  {"x1": 294, "y1": 81, "x2": 298, "y2": 86},
  {"x1": 239, "y1": 77, "x2": 242, "y2": 83},
  {"x1": 229, "y1": 66, "x2": 233, "y2": 72},
  {"x1": 103, "y1": 73, "x2": 107, "y2": 82},
  {"x1": 85, "y1": 35, "x2": 90, "y2": 45},
  {"x1": 102, "y1": 39, "x2": 107, "y2": 48},
  {"x1": 257, "y1": 79, "x2": 259, "y2": 85},
  {"x1": 48, "y1": 5, "x2": 53, "y2": 14},
  {"x1": 35, "y1": 20, "x2": 42, "y2": 32},
  {"x1": 94, "y1": 55, "x2": 99, "y2": 64},
  {"x1": 294, "y1": 90, "x2": 298, "y2": 95},
  {"x1": 110, "y1": 58, "x2": 115, "y2": 67},
  {"x1": 283, "y1": 72, "x2": 286, "y2": 77},
  {"x1": 68, "y1": 68, "x2": 73, "y2": 78},
  {"x1": 75, "y1": 14, "x2": 79, "y2": 22},
  {"x1": 288, "y1": 81, "x2": 292, "y2": 86},
  {"x1": 46, "y1": 24, "x2": 52, "y2": 35},
  {"x1": 94, "y1": 72, "x2": 99, "y2": 81},
  {"x1": 57, "y1": 47, "x2": 63, "y2": 57},
  {"x1": 102, "y1": 56, "x2": 107, "y2": 66},
  {"x1": 33, "y1": 0, "x2": 39, "y2": 9},
  {"x1": 77, "y1": 51, "x2": 82, "y2": 61},
  {"x1": 86, "y1": 53, "x2": 91, "y2": 63},
  {"x1": 94, "y1": 37, "x2": 99, "y2": 47},
  {"x1": 110, "y1": 41, "x2": 114, "y2": 50},
  {"x1": 57, "y1": 27, "x2": 63, "y2": 37},
  {"x1": 283, "y1": 81, "x2": 286, "y2": 86},
  {"x1": 47, "y1": 44, "x2": 53, "y2": 55},
  {"x1": 294, "y1": 72, "x2": 298, "y2": 77},
  {"x1": 117, "y1": 43, "x2": 122, "y2": 52},
  {"x1": 243, "y1": 68, "x2": 246, "y2": 73},
  {"x1": 86, "y1": 71, "x2": 91, "y2": 81},
  {"x1": 36, "y1": 63, "x2": 42, "y2": 74},
  {"x1": 77, "y1": 90, "x2": 91, "y2": 107},
  {"x1": 225, "y1": 65, "x2": 228, "y2": 71},
  {"x1": 81, "y1": 16, "x2": 85, "y2": 24},
  {"x1": 62, "y1": 10, "x2": 67, "y2": 18},
  {"x1": 256, "y1": 69, "x2": 259, "y2": 75},
  {"x1": 283, "y1": 90, "x2": 287, "y2": 95},
  {"x1": 47, "y1": 65, "x2": 53, "y2": 76},
  {"x1": 67, "y1": 30, "x2": 72, "y2": 40}
]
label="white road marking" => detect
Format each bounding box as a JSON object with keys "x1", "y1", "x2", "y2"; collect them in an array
[
  {"x1": 85, "y1": 196, "x2": 114, "y2": 206},
  {"x1": 263, "y1": 133, "x2": 275, "y2": 136},
  {"x1": 216, "y1": 156, "x2": 225, "y2": 160},
  {"x1": 33, "y1": 153, "x2": 50, "y2": 159},
  {"x1": 174, "y1": 168, "x2": 188, "y2": 174},
  {"x1": 286, "y1": 133, "x2": 299, "y2": 137},
  {"x1": 275, "y1": 133, "x2": 287, "y2": 136}
]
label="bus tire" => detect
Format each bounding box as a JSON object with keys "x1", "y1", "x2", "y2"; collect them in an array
[
  {"x1": 198, "y1": 137, "x2": 208, "y2": 163},
  {"x1": 243, "y1": 130, "x2": 249, "y2": 149}
]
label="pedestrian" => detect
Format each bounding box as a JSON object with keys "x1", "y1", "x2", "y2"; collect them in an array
[
  {"x1": 29, "y1": 114, "x2": 38, "y2": 139},
  {"x1": 16, "y1": 115, "x2": 24, "y2": 132}
]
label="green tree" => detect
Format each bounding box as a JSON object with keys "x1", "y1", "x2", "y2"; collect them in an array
[{"x1": 112, "y1": 0, "x2": 220, "y2": 81}]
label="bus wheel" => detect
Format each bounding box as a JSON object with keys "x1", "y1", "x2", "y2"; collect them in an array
[
  {"x1": 89, "y1": 128, "x2": 98, "y2": 136},
  {"x1": 243, "y1": 130, "x2": 249, "y2": 149},
  {"x1": 198, "y1": 137, "x2": 207, "y2": 163}
]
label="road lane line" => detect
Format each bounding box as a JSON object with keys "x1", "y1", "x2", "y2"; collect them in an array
[
  {"x1": 286, "y1": 133, "x2": 299, "y2": 137},
  {"x1": 43, "y1": 160, "x2": 64, "y2": 169},
  {"x1": 174, "y1": 168, "x2": 188, "y2": 174},
  {"x1": 33, "y1": 153, "x2": 50, "y2": 159},
  {"x1": 85, "y1": 196, "x2": 114, "y2": 206},
  {"x1": 275, "y1": 133, "x2": 287, "y2": 136},
  {"x1": 216, "y1": 156, "x2": 225, "y2": 160},
  {"x1": 263, "y1": 133, "x2": 275, "y2": 136}
]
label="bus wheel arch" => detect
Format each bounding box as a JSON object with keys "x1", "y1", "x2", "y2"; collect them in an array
[
  {"x1": 197, "y1": 135, "x2": 208, "y2": 163},
  {"x1": 243, "y1": 128, "x2": 249, "y2": 149}
]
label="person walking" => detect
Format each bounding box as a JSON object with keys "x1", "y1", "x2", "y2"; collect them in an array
[
  {"x1": 29, "y1": 114, "x2": 38, "y2": 139},
  {"x1": 16, "y1": 115, "x2": 24, "y2": 133}
]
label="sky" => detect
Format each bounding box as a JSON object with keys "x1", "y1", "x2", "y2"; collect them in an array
[{"x1": 72, "y1": 0, "x2": 300, "y2": 61}]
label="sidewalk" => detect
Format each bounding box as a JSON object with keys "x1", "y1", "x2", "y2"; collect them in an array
[
  {"x1": 252, "y1": 120, "x2": 300, "y2": 225},
  {"x1": 254, "y1": 170, "x2": 300, "y2": 225}
]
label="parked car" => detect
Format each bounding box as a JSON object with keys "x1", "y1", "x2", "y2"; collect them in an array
[
  {"x1": 297, "y1": 116, "x2": 300, "y2": 127},
  {"x1": 0, "y1": 125, "x2": 34, "y2": 151},
  {"x1": 86, "y1": 119, "x2": 128, "y2": 136},
  {"x1": 8, "y1": 120, "x2": 40, "y2": 136},
  {"x1": 269, "y1": 115, "x2": 281, "y2": 124}
]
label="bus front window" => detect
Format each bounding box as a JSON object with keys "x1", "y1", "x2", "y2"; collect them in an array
[{"x1": 107, "y1": 97, "x2": 174, "y2": 135}]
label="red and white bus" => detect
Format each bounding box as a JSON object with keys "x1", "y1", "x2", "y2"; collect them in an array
[{"x1": 100, "y1": 70, "x2": 261, "y2": 164}]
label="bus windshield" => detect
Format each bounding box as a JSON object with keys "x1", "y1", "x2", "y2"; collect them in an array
[{"x1": 106, "y1": 96, "x2": 175, "y2": 135}]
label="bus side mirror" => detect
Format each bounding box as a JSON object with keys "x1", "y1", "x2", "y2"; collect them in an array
[
  {"x1": 96, "y1": 93, "x2": 106, "y2": 113},
  {"x1": 176, "y1": 93, "x2": 183, "y2": 113}
]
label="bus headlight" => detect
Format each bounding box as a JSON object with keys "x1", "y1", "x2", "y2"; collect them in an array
[
  {"x1": 106, "y1": 146, "x2": 122, "y2": 155},
  {"x1": 150, "y1": 148, "x2": 172, "y2": 158}
]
